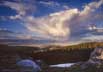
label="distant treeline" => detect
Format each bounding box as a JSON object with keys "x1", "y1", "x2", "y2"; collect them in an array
[
  {"x1": 66, "y1": 42, "x2": 103, "y2": 49},
  {"x1": 33, "y1": 42, "x2": 103, "y2": 64},
  {"x1": 42, "y1": 42, "x2": 103, "y2": 52}
]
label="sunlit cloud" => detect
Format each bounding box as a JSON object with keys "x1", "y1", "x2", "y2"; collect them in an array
[{"x1": 23, "y1": 9, "x2": 78, "y2": 40}]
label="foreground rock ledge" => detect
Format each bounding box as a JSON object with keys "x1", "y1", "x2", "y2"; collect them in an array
[{"x1": 41, "y1": 47, "x2": 103, "y2": 72}]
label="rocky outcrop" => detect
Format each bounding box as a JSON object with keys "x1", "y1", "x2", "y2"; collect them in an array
[
  {"x1": 79, "y1": 47, "x2": 103, "y2": 68},
  {"x1": 88, "y1": 47, "x2": 103, "y2": 64},
  {"x1": 66, "y1": 47, "x2": 103, "y2": 72},
  {"x1": 77, "y1": 47, "x2": 103, "y2": 70},
  {"x1": 41, "y1": 47, "x2": 103, "y2": 72}
]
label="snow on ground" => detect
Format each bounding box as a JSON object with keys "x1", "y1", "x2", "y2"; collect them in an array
[{"x1": 50, "y1": 63, "x2": 75, "y2": 67}]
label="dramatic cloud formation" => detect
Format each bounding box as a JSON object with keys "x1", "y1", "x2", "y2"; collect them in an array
[
  {"x1": 0, "y1": 0, "x2": 103, "y2": 43},
  {"x1": 23, "y1": 0, "x2": 103, "y2": 41},
  {"x1": 24, "y1": 9, "x2": 78, "y2": 40}
]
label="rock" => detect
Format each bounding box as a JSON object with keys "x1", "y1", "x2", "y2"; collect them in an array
[
  {"x1": 64, "y1": 47, "x2": 103, "y2": 72},
  {"x1": 17, "y1": 59, "x2": 41, "y2": 72},
  {"x1": 76, "y1": 47, "x2": 103, "y2": 69},
  {"x1": 88, "y1": 47, "x2": 103, "y2": 64}
]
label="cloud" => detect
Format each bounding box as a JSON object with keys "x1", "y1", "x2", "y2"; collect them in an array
[
  {"x1": 67, "y1": 0, "x2": 103, "y2": 37},
  {"x1": 79, "y1": 0, "x2": 103, "y2": 20},
  {"x1": 2, "y1": 1, "x2": 25, "y2": 19},
  {"x1": 0, "y1": 28, "x2": 32, "y2": 39},
  {"x1": 0, "y1": 28, "x2": 15, "y2": 39},
  {"x1": 1, "y1": 1, "x2": 36, "y2": 19},
  {"x1": 81, "y1": 35, "x2": 103, "y2": 42},
  {"x1": 39, "y1": 1, "x2": 69, "y2": 9},
  {"x1": 0, "y1": 0, "x2": 103, "y2": 42},
  {"x1": 23, "y1": 9, "x2": 78, "y2": 40},
  {"x1": 39, "y1": 1, "x2": 60, "y2": 6}
]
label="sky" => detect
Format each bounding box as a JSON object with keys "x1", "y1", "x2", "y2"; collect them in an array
[{"x1": 0, "y1": 0, "x2": 103, "y2": 45}]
